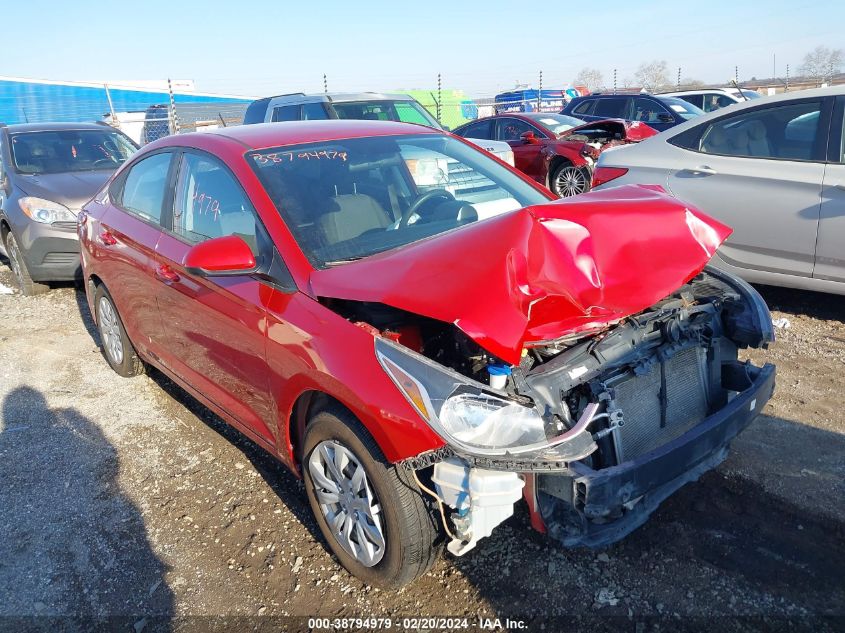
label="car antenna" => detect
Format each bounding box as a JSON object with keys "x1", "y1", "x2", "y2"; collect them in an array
[{"x1": 731, "y1": 79, "x2": 748, "y2": 101}]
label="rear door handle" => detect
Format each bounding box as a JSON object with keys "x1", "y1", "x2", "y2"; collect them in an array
[
  {"x1": 99, "y1": 230, "x2": 118, "y2": 246},
  {"x1": 155, "y1": 264, "x2": 180, "y2": 284},
  {"x1": 679, "y1": 165, "x2": 717, "y2": 176}
]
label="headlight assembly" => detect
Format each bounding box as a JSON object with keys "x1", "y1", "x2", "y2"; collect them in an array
[
  {"x1": 376, "y1": 338, "x2": 596, "y2": 464},
  {"x1": 19, "y1": 197, "x2": 77, "y2": 224}
]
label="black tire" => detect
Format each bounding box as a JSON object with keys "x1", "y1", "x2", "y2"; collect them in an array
[
  {"x1": 550, "y1": 161, "x2": 591, "y2": 197},
  {"x1": 4, "y1": 230, "x2": 49, "y2": 296},
  {"x1": 302, "y1": 406, "x2": 441, "y2": 588},
  {"x1": 93, "y1": 283, "x2": 144, "y2": 377}
]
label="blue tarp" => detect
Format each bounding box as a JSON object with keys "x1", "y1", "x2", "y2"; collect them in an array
[{"x1": 0, "y1": 78, "x2": 250, "y2": 125}]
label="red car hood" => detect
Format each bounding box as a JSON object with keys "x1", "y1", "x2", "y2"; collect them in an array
[
  {"x1": 560, "y1": 118, "x2": 659, "y2": 142},
  {"x1": 309, "y1": 185, "x2": 731, "y2": 365}
]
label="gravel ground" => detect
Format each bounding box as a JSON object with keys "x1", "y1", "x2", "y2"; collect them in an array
[{"x1": 0, "y1": 255, "x2": 843, "y2": 632}]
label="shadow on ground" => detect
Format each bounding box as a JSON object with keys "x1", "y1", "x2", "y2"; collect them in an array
[{"x1": 0, "y1": 386, "x2": 174, "y2": 632}]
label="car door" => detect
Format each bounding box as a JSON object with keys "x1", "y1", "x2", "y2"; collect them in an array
[
  {"x1": 632, "y1": 97, "x2": 675, "y2": 131},
  {"x1": 667, "y1": 98, "x2": 830, "y2": 277},
  {"x1": 495, "y1": 117, "x2": 544, "y2": 179},
  {"x1": 154, "y1": 151, "x2": 277, "y2": 446},
  {"x1": 97, "y1": 150, "x2": 175, "y2": 357},
  {"x1": 816, "y1": 95, "x2": 845, "y2": 282}
]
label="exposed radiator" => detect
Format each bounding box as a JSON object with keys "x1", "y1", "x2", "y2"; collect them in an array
[{"x1": 611, "y1": 346, "x2": 710, "y2": 462}]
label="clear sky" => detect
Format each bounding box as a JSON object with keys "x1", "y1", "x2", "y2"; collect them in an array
[{"x1": 2, "y1": 0, "x2": 843, "y2": 97}]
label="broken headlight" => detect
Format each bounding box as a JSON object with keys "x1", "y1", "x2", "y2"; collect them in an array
[{"x1": 375, "y1": 338, "x2": 596, "y2": 463}]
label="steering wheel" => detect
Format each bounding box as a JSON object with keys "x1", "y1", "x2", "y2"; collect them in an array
[{"x1": 399, "y1": 189, "x2": 455, "y2": 228}]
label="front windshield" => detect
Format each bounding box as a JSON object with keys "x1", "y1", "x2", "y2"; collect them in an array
[
  {"x1": 10, "y1": 129, "x2": 137, "y2": 175},
  {"x1": 738, "y1": 90, "x2": 762, "y2": 100},
  {"x1": 332, "y1": 100, "x2": 442, "y2": 130},
  {"x1": 524, "y1": 114, "x2": 585, "y2": 135},
  {"x1": 661, "y1": 97, "x2": 705, "y2": 120},
  {"x1": 248, "y1": 134, "x2": 549, "y2": 267}
]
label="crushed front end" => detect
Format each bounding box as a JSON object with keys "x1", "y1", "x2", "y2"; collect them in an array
[{"x1": 378, "y1": 267, "x2": 774, "y2": 554}]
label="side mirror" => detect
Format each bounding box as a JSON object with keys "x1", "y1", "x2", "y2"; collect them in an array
[
  {"x1": 657, "y1": 113, "x2": 674, "y2": 123},
  {"x1": 0, "y1": 173, "x2": 9, "y2": 196},
  {"x1": 183, "y1": 235, "x2": 256, "y2": 276},
  {"x1": 520, "y1": 131, "x2": 540, "y2": 145}
]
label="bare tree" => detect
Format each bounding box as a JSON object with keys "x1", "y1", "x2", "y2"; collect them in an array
[
  {"x1": 635, "y1": 60, "x2": 670, "y2": 92},
  {"x1": 679, "y1": 77, "x2": 705, "y2": 89},
  {"x1": 799, "y1": 46, "x2": 843, "y2": 85},
  {"x1": 574, "y1": 67, "x2": 604, "y2": 92}
]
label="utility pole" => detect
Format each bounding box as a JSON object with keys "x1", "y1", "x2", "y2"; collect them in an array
[
  {"x1": 613, "y1": 68, "x2": 617, "y2": 94},
  {"x1": 167, "y1": 78, "x2": 180, "y2": 135},
  {"x1": 323, "y1": 74, "x2": 328, "y2": 94},
  {"x1": 538, "y1": 70, "x2": 543, "y2": 111},
  {"x1": 735, "y1": 66, "x2": 739, "y2": 85},
  {"x1": 677, "y1": 67, "x2": 681, "y2": 90},
  {"x1": 786, "y1": 64, "x2": 790, "y2": 92},
  {"x1": 436, "y1": 73, "x2": 442, "y2": 124}
]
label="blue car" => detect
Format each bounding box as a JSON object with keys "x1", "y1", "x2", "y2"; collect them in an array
[{"x1": 562, "y1": 93, "x2": 704, "y2": 131}]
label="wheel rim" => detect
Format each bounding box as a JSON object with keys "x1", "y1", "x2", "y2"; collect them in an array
[
  {"x1": 554, "y1": 166, "x2": 588, "y2": 197},
  {"x1": 308, "y1": 440, "x2": 386, "y2": 567},
  {"x1": 6, "y1": 234, "x2": 24, "y2": 289},
  {"x1": 98, "y1": 296, "x2": 124, "y2": 365}
]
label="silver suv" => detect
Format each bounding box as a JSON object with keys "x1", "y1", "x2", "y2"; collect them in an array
[{"x1": 243, "y1": 92, "x2": 515, "y2": 166}]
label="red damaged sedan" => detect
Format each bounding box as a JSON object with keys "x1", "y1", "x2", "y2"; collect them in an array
[
  {"x1": 78, "y1": 120, "x2": 775, "y2": 588},
  {"x1": 453, "y1": 113, "x2": 658, "y2": 197}
]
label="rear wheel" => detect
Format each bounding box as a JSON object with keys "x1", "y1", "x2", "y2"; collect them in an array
[
  {"x1": 94, "y1": 284, "x2": 144, "y2": 377},
  {"x1": 4, "y1": 231, "x2": 49, "y2": 296},
  {"x1": 302, "y1": 406, "x2": 441, "y2": 588},
  {"x1": 551, "y1": 162, "x2": 590, "y2": 197}
]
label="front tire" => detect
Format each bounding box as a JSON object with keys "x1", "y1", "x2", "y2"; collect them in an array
[
  {"x1": 551, "y1": 162, "x2": 591, "y2": 197},
  {"x1": 303, "y1": 406, "x2": 441, "y2": 588},
  {"x1": 94, "y1": 284, "x2": 144, "y2": 377},
  {"x1": 4, "y1": 230, "x2": 49, "y2": 296}
]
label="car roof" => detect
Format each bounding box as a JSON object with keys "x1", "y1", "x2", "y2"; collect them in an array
[
  {"x1": 658, "y1": 89, "x2": 735, "y2": 96},
  {"x1": 191, "y1": 119, "x2": 442, "y2": 150},
  {"x1": 2, "y1": 121, "x2": 115, "y2": 133},
  {"x1": 260, "y1": 92, "x2": 418, "y2": 105}
]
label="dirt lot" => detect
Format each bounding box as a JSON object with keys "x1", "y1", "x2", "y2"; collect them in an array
[{"x1": 0, "y1": 254, "x2": 843, "y2": 632}]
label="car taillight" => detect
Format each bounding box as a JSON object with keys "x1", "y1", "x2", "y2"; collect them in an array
[{"x1": 591, "y1": 166, "x2": 628, "y2": 188}]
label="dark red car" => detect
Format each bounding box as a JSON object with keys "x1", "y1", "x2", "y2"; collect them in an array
[
  {"x1": 453, "y1": 113, "x2": 658, "y2": 197},
  {"x1": 78, "y1": 120, "x2": 775, "y2": 588}
]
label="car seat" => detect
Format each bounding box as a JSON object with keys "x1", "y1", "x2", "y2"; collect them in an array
[
  {"x1": 318, "y1": 194, "x2": 391, "y2": 244},
  {"x1": 700, "y1": 126, "x2": 730, "y2": 154},
  {"x1": 744, "y1": 120, "x2": 772, "y2": 157}
]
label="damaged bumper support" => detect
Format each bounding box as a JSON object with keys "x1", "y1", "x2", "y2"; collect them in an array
[{"x1": 429, "y1": 361, "x2": 774, "y2": 554}]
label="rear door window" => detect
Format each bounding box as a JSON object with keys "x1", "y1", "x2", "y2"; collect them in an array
[
  {"x1": 271, "y1": 105, "x2": 300, "y2": 122},
  {"x1": 696, "y1": 101, "x2": 824, "y2": 160},
  {"x1": 593, "y1": 97, "x2": 630, "y2": 118},
  {"x1": 301, "y1": 103, "x2": 328, "y2": 120},
  {"x1": 572, "y1": 99, "x2": 595, "y2": 116},
  {"x1": 458, "y1": 120, "x2": 493, "y2": 139},
  {"x1": 117, "y1": 152, "x2": 172, "y2": 224}
]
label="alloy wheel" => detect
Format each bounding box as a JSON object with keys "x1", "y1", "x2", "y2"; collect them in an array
[
  {"x1": 308, "y1": 440, "x2": 386, "y2": 567},
  {"x1": 98, "y1": 296, "x2": 124, "y2": 365},
  {"x1": 554, "y1": 166, "x2": 589, "y2": 197}
]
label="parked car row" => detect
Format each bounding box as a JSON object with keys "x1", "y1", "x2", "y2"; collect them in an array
[
  {"x1": 592, "y1": 86, "x2": 845, "y2": 295},
  {"x1": 4, "y1": 84, "x2": 840, "y2": 591}
]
